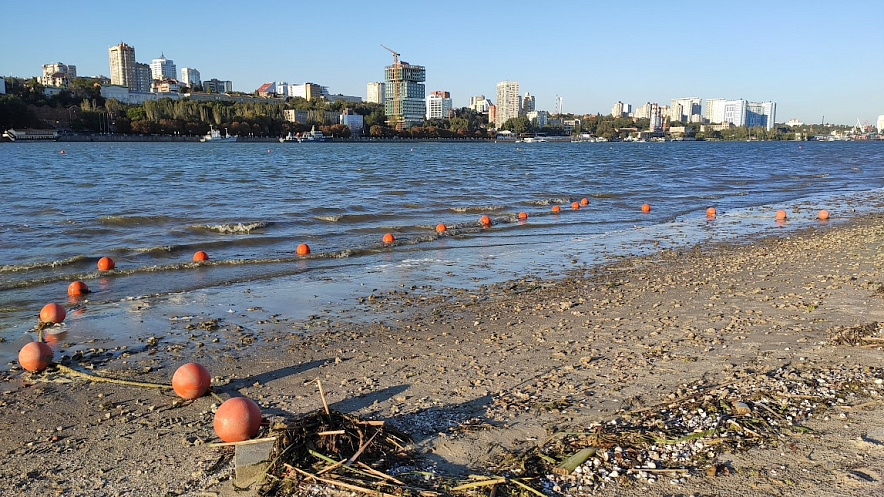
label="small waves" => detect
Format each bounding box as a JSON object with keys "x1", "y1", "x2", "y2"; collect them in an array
[
  {"x1": 190, "y1": 221, "x2": 272, "y2": 234},
  {"x1": 0, "y1": 255, "x2": 89, "y2": 273},
  {"x1": 449, "y1": 205, "x2": 508, "y2": 213},
  {"x1": 97, "y1": 214, "x2": 178, "y2": 226}
]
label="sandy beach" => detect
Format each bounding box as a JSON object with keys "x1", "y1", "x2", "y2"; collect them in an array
[{"x1": 2, "y1": 213, "x2": 884, "y2": 496}]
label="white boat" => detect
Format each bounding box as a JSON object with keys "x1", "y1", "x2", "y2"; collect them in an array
[
  {"x1": 201, "y1": 126, "x2": 237, "y2": 143},
  {"x1": 280, "y1": 126, "x2": 325, "y2": 143}
]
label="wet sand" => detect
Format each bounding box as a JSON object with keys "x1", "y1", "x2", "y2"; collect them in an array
[{"x1": 2, "y1": 213, "x2": 884, "y2": 496}]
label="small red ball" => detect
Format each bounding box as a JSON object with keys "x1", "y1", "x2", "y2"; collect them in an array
[
  {"x1": 40, "y1": 303, "x2": 66, "y2": 323},
  {"x1": 171, "y1": 363, "x2": 212, "y2": 399},
  {"x1": 193, "y1": 251, "x2": 209, "y2": 261},
  {"x1": 97, "y1": 257, "x2": 115, "y2": 271},
  {"x1": 19, "y1": 342, "x2": 54, "y2": 372},
  {"x1": 214, "y1": 397, "x2": 263, "y2": 442}
]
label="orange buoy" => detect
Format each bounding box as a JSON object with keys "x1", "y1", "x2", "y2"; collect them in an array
[
  {"x1": 580, "y1": 198, "x2": 589, "y2": 206},
  {"x1": 518, "y1": 212, "x2": 528, "y2": 220},
  {"x1": 571, "y1": 202, "x2": 580, "y2": 210},
  {"x1": 551, "y1": 205, "x2": 561, "y2": 213},
  {"x1": 171, "y1": 363, "x2": 212, "y2": 400},
  {"x1": 213, "y1": 397, "x2": 263, "y2": 442},
  {"x1": 193, "y1": 251, "x2": 209, "y2": 261},
  {"x1": 18, "y1": 341, "x2": 53, "y2": 372},
  {"x1": 641, "y1": 203, "x2": 651, "y2": 213},
  {"x1": 775, "y1": 209, "x2": 787, "y2": 220},
  {"x1": 40, "y1": 303, "x2": 66, "y2": 324},
  {"x1": 435, "y1": 223, "x2": 446, "y2": 233},
  {"x1": 817, "y1": 209, "x2": 830, "y2": 220},
  {"x1": 296, "y1": 243, "x2": 310, "y2": 255},
  {"x1": 97, "y1": 256, "x2": 115, "y2": 271},
  {"x1": 479, "y1": 215, "x2": 491, "y2": 226},
  {"x1": 382, "y1": 233, "x2": 395, "y2": 244},
  {"x1": 67, "y1": 281, "x2": 89, "y2": 296},
  {"x1": 706, "y1": 207, "x2": 717, "y2": 217}
]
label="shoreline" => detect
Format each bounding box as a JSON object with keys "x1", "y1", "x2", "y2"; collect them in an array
[{"x1": 2, "y1": 213, "x2": 884, "y2": 495}]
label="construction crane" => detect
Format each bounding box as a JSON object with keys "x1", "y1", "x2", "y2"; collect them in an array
[{"x1": 381, "y1": 44, "x2": 401, "y2": 129}]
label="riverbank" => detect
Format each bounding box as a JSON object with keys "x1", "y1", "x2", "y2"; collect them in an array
[{"x1": 2, "y1": 213, "x2": 883, "y2": 496}]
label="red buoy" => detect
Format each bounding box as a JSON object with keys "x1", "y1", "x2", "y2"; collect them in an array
[
  {"x1": 193, "y1": 251, "x2": 209, "y2": 261},
  {"x1": 382, "y1": 233, "x2": 395, "y2": 244},
  {"x1": 435, "y1": 224, "x2": 446, "y2": 233},
  {"x1": 67, "y1": 281, "x2": 89, "y2": 296},
  {"x1": 775, "y1": 209, "x2": 787, "y2": 220},
  {"x1": 641, "y1": 203, "x2": 651, "y2": 213},
  {"x1": 706, "y1": 207, "x2": 717, "y2": 217},
  {"x1": 296, "y1": 243, "x2": 310, "y2": 255},
  {"x1": 518, "y1": 212, "x2": 528, "y2": 220},
  {"x1": 97, "y1": 257, "x2": 115, "y2": 271},
  {"x1": 817, "y1": 209, "x2": 830, "y2": 220},
  {"x1": 171, "y1": 363, "x2": 212, "y2": 400},
  {"x1": 479, "y1": 215, "x2": 491, "y2": 226},
  {"x1": 40, "y1": 303, "x2": 66, "y2": 324},
  {"x1": 214, "y1": 397, "x2": 263, "y2": 442},
  {"x1": 18, "y1": 342, "x2": 54, "y2": 372},
  {"x1": 551, "y1": 205, "x2": 561, "y2": 213}
]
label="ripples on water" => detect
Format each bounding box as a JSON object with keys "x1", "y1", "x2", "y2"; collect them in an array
[{"x1": 1, "y1": 140, "x2": 882, "y2": 351}]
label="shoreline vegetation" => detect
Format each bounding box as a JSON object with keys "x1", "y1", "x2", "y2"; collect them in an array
[
  {"x1": 2, "y1": 77, "x2": 868, "y2": 142},
  {"x1": 2, "y1": 212, "x2": 884, "y2": 496}
]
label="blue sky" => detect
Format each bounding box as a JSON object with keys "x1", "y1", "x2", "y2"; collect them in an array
[{"x1": 2, "y1": 0, "x2": 881, "y2": 125}]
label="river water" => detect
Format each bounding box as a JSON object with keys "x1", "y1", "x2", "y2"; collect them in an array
[{"x1": 1, "y1": 140, "x2": 882, "y2": 363}]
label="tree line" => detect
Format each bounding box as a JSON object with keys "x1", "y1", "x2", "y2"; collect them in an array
[{"x1": 0, "y1": 76, "x2": 856, "y2": 141}]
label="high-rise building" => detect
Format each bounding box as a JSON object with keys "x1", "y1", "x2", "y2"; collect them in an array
[
  {"x1": 634, "y1": 102, "x2": 652, "y2": 120},
  {"x1": 746, "y1": 101, "x2": 776, "y2": 130},
  {"x1": 134, "y1": 63, "x2": 151, "y2": 92},
  {"x1": 670, "y1": 97, "x2": 702, "y2": 123},
  {"x1": 704, "y1": 98, "x2": 727, "y2": 124},
  {"x1": 877, "y1": 115, "x2": 884, "y2": 134},
  {"x1": 108, "y1": 42, "x2": 136, "y2": 89},
  {"x1": 150, "y1": 54, "x2": 176, "y2": 81},
  {"x1": 649, "y1": 103, "x2": 664, "y2": 132},
  {"x1": 495, "y1": 81, "x2": 520, "y2": 128},
  {"x1": 384, "y1": 56, "x2": 426, "y2": 130},
  {"x1": 180, "y1": 68, "x2": 201, "y2": 88},
  {"x1": 612, "y1": 101, "x2": 630, "y2": 117},
  {"x1": 41, "y1": 63, "x2": 77, "y2": 87},
  {"x1": 204, "y1": 79, "x2": 233, "y2": 93},
  {"x1": 426, "y1": 91, "x2": 452, "y2": 119},
  {"x1": 469, "y1": 95, "x2": 490, "y2": 114},
  {"x1": 366, "y1": 82, "x2": 385, "y2": 104},
  {"x1": 522, "y1": 92, "x2": 535, "y2": 114},
  {"x1": 723, "y1": 99, "x2": 748, "y2": 127}
]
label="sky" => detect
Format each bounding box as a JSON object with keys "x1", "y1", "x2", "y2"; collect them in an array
[{"x1": 2, "y1": 0, "x2": 882, "y2": 126}]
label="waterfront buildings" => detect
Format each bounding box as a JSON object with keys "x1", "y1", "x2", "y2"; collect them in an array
[
  {"x1": 494, "y1": 81, "x2": 520, "y2": 128},
  {"x1": 180, "y1": 68, "x2": 201, "y2": 88},
  {"x1": 426, "y1": 91, "x2": 452, "y2": 119},
  {"x1": 704, "y1": 98, "x2": 726, "y2": 124},
  {"x1": 384, "y1": 56, "x2": 426, "y2": 130},
  {"x1": 366, "y1": 82, "x2": 385, "y2": 104},
  {"x1": 150, "y1": 54, "x2": 176, "y2": 81},
  {"x1": 340, "y1": 109, "x2": 364, "y2": 134},
  {"x1": 670, "y1": 97, "x2": 702, "y2": 123},
  {"x1": 611, "y1": 101, "x2": 631, "y2": 118},
  {"x1": 526, "y1": 110, "x2": 548, "y2": 128},
  {"x1": 108, "y1": 43, "x2": 136, "y2": 90},
  {"x1": 40, "y1": 63, "x2": 76, "y2": 87},
  {"x1": 522, "y1": 92, "x2": 535, "y2": 114},
  {"x1": 204, "y1": 79, "x2": 233, "y2": 93},
  {"x1": 470, "y1": 95, "x2": 490, "y2": 114},
  {"x1": 746, "y1": 101, "x2": 776, "y2": 130}
]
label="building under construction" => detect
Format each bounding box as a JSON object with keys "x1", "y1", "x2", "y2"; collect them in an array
[{"x1": 382, "y1": 45, "x2": 426, "y2": 130}]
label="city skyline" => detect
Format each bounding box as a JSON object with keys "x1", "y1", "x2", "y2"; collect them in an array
[{"x1": 1, "y1": 1, "x2": 881, "y2": 126}]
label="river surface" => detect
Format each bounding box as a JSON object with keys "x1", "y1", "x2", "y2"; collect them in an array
[{"x1": 1, "y1": 140, "x2": 882, "y2": 363}]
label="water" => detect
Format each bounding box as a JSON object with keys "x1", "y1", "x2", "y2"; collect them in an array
[{"x1": 1, "y1": 140, "x2": 882, "y2": 363}]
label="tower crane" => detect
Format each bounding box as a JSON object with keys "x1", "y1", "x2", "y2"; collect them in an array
[{"x1": 381, "y1": 44, "x2": 401, "y2": 129}]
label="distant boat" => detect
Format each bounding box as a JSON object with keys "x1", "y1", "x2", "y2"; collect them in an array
[
  {"x1": 279, "y1": 126, "x2": 325, "y2": 143},
  {"x1": 2, "y1": 128, "x2": 59, "y2": 142},
  {"x1": 201, "y1": 126, "x2": 237, "y2": 143}
]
